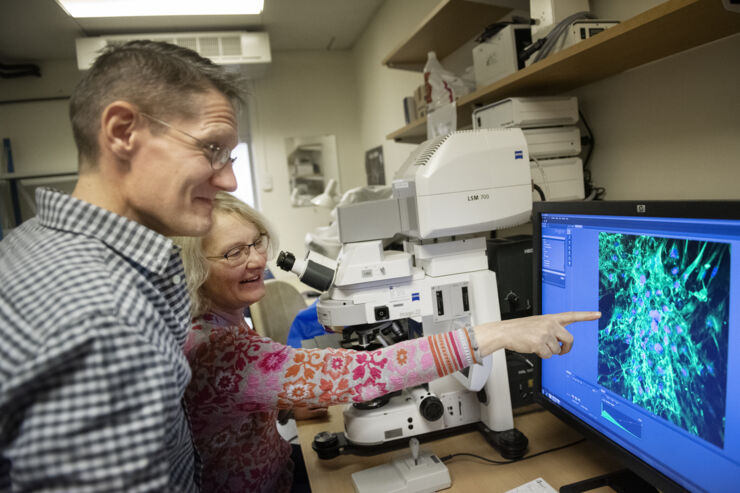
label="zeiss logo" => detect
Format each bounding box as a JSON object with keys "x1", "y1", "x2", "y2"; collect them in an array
[{"x1": 514, "y1": 150, "x2": 523, "y2": 159}]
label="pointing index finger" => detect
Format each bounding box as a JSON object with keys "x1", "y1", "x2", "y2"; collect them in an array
[{"x1": 553, "y1": 311, "x2": 601, "y2": 326}]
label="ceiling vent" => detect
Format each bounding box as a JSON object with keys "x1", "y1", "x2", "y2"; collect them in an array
[{"x1": 75, "y1": 31, "x2": 271, "y2": 77}]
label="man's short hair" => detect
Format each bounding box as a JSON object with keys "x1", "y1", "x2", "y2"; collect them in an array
[{"x1": 69, "y1": 40, "x2": 245, "y2": 169}]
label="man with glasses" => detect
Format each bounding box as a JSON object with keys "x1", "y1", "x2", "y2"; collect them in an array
[{"x1": 0, "y1": 40, "x2": 243, "y2": 491}]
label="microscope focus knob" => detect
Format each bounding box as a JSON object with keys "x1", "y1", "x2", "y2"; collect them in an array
[
  {"x1": 419, "y1": 396, "x2": 444, "y2": 422},
  {"x1": 312, "y1": 431, "x2": 341, "y2": 460}
]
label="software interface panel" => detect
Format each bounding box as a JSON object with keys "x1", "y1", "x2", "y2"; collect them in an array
[{"x1": 539, "y1": 213, "x2": 739, "y2": 492}]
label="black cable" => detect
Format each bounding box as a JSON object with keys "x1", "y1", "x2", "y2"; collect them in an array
[
  {"x1": 578, "y1": 109, "x2": 607, "y2": 200},
  {"x1": 579, "y1": 109, "x2": 594, "y2": 169},
  {"x1": 579, "y1": 109, "x2": 594, "y2": 197},
  {"x1": 532, "y1": 183, "x2": 546, "y2": 201},
  {"x1": 534, "y1": 12, "x2": 595, "y2": 63},
  {"x1": 521, "y1": 12, "x2": 598, "y2": 65},
  {"x1": 507, "y1": 350, "x2": 536, "y2": 367},
  {"x1": 519, "y1": 37, "x2": 546, "y2": 64},
  {"x1": 440, "y1": 437, "x2": 586, "y2": 464}
]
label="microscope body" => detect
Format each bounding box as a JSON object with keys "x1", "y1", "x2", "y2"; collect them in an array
[
  {"x1": 279, "y1": 129, "x2": 533, "y2": 457},
  {"x1": 317, "y1": 236, "x2": 514, "y2": 447}
]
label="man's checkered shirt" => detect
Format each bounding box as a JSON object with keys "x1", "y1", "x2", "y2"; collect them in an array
[{"x1": 0, "y1": 188, "x2": 199, "y2": 491}]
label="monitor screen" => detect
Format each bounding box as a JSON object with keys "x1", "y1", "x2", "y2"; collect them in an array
[{"x1": 533, "y1": 201, "x2": 740, "y2": 493}]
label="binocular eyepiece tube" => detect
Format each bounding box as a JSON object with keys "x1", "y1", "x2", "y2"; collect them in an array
[{"x1": 276, "y1": 250, "x2": 336, "y2": 292}]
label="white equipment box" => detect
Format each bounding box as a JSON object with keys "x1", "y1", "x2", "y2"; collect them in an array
[
  {"x1": 530, "y1": 157, "x2": 584, "y2": 201},
  {"x1": 473, "y1": 97, "x2": 578, "y2": 129},
  {"x1": 351, "y1": 449, "x2": 451, "y2": 493},
  {"x1": 472, "y1": 25, "x2": 531, "y2": 89},
  {"x1": 522, "y1": 127, "x2": 581, "y2": 159},
  {"x1": 553, "y1": 20, "x2": 619, "y2": 53}
]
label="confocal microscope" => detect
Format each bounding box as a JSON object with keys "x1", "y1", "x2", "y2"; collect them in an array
[{"x1": 277, "y1": 128, "x2": 534, "y2": 460}]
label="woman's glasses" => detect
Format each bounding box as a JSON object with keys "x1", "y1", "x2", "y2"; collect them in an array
[{"x1": 206, "y1": 235, "x2": 269, "y2": 266}]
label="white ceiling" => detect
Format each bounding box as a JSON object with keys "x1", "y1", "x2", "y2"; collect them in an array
[{"x1": 0, "y1": 0, "x2": 385, "y2": 62}]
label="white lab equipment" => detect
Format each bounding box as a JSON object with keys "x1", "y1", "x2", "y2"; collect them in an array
[
  {"x1": 473, "y1": 97, "x2": 585, "y2": 202},
  {"x1": 310, "y1": 178, "x2": 340, "y2": 209},
  {"x1": 472, "y1": 24, "x2": 532, "y2": 89},
  {"x1": 278, "y1": 129, "x2": 533, "y2": 461},
  {"x1": 351, "y1": 438, "x2": 451, "y2": 493},
  {"x1": 554, "y1": 20, "x2": 619, "y2": 53},
  {"x1": 472, "y1": 96, "x2": 578, "y2": 129},
  {"x1": 304, "y1": 185, "x2": 393, "y2": 259}
]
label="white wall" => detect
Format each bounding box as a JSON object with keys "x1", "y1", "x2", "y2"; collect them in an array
[
  {"x1": 570, "y1": 33, "x2": 740, "y2": 199},
  {"x1": 247, "y1": 50, "x2": 362, "y2": 281},
  {"x1": 352, "y1": 0, "x2": 440, "y2": 183},
  {"x1": 0, "y1": 60, "x2": 81, "y2": 176},
  {"x1": 0, "y1": 60, "x2": 81, "y2": 230}
]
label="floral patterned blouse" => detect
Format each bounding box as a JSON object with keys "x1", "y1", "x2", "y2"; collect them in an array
[{"x1": 183, "y1": 311, "x2": 480, "y2": 493}]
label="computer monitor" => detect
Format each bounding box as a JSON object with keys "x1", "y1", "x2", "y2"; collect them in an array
[{"x1": 533, "y1": 200, "x2": 740, "y2": 493}]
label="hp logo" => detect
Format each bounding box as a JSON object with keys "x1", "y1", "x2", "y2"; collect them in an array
[{"x1": 637, "y1": 204, "x2": 646, "y2": 213}]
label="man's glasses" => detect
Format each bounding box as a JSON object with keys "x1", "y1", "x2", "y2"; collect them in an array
[
  {"x1": 206, "y1": 235, "x2": 269, "y2": 266},
  {"x1": 140, "y1": 112, "x2": 236, "y2": 170}
]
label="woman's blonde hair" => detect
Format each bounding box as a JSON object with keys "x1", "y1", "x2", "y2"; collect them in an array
[{"x1": 172, "y1": 192, "x2": 278, "y2": 318}]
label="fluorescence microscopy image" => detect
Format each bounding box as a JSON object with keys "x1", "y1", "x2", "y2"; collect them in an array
[{"x1": 597, "y1": 232, "x2": 730, "y2": 448}]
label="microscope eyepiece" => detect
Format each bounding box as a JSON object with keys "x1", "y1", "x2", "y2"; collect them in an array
[
  {"x1": 275, "y1": 250, "x2": 336, "y2": 292},
  {"x1": 276, "y1": 250, "x2": 295, "y2": 271}
]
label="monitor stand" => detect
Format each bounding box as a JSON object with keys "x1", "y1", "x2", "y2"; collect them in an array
[{"x1": 560, "y1": 469, "x2": 658, "y2": 493}]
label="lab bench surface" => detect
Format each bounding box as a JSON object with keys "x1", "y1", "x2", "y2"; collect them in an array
[{"x1": 296, "y1": 403, "x2": 622, "y2": 492}]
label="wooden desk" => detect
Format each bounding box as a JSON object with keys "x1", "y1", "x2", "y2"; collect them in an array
[{"x1": 297, "y1": 404, "x2": 622, "y2": 492}]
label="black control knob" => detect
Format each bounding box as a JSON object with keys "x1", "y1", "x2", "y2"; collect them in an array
[
  {"x1": 374, "y1": 305, "x2": 389, "y2": 321},
  {"x1": 312, "y1": 431, "x2": 341, "y2": 460},
  {"x1": 419, "y1": 396, "x2": 444, "y2": 421}
]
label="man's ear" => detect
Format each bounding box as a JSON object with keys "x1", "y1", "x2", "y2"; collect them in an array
[{"x1": 101, "y1": 101, "x2": 139, "y2": 161}]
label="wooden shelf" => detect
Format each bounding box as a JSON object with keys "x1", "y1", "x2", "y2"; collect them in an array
[
  {"x1": 386, "y1": 0, "x2": 740, "y2": 143},
  {"x1": 382, "y1": 0, "x2": 513, "y2": 71}
]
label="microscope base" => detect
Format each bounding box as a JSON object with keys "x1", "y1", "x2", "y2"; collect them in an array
[
  {"x1": 311, "y1": 423, "x2": 528, "y2": 461},
  {"x1": 312, "y1": 424, "x2": 477, "y2": 460},
  {"x1": 477, "y1": 422, "x2": 529, "y2": 459}
]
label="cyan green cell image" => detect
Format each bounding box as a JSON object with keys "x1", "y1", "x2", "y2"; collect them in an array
[{"x1": 597, "y1": 232, "x2": 729, "y2": 448}]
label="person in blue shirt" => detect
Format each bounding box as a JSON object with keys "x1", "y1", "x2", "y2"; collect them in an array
[{"x1": 286, "y1": 299, "x2": 328, "y2": 348}]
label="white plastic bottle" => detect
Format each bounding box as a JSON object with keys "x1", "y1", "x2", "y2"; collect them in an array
[{"x1": 423, "y1": 51, "x2": 454, "y2": 112}]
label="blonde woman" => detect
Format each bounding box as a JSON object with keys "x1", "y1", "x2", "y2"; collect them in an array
[{"x1": 173, "y1": 192, "x2": 599, "y2": 493}]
